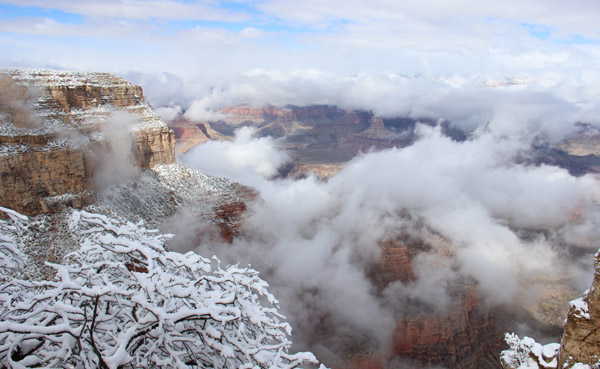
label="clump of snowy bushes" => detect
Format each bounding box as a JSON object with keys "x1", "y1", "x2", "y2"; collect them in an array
[
  {"x1": 0, "y1": 207, "x2": 324, "y2": 369},
  {"x1": 501, "y1": 333, "x2": 560, "y2": 369}
]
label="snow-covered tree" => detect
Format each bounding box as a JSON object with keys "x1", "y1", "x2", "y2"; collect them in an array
[
  {"x1": 0, "y1": 206, "x2": 27, "y2": 283},
  {"x1": 501, "y1": 332, "x2": 563, "y2": 369},
  {"x1": 501, "y1": 332, "x2": 537, "y2": 369},
  {"x1": 0, "y1": 208, "x2": 324, "y2": 369}
]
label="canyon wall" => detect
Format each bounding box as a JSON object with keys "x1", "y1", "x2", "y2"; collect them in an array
[
  {"x1": 393, "y1": 288, "x2": 500, "y2": 369},
  {"x1": 222, "y1": 104, "x2": 347, "y2": 124},
  {"x1": 558, "y1": 251, "x2": 600, "y2": 368},
  {"x1": 356, "y1": 236, "x2": 503, "y2": 369},
  {"x1": 500, "y1": 250, "x2": 600, "y2": 369},
  {"x1": 0, "y1": 69, "x2": 175, "y2": 216}
]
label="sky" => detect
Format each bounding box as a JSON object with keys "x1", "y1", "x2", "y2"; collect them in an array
[
  {"x1": 3, "y1": 0, "x2": 600, "y2": 122},
  {"x1": 1, "y1": 0, "x2": 599, "y2": 78},
  {"x1": 2, "y1": 1, "x2": 600, "y2": 119}
]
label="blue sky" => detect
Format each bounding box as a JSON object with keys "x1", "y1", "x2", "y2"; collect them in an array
[{"x1": 1, "y1": 0, "x2": 598, "y2": 77}]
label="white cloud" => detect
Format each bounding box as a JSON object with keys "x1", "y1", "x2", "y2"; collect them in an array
[
  {"x1": 2, "y1": 0, "x2": 600, "y2": 78},
  {"x1": 181, "y1": 126, "x2": 291, "y2": 179},
  {"x1": 179, "y1": 120, "x2": 600, "y2": 359},
  {"x1": 138, "y1": 69, "x2": 596, "y2": 145}
]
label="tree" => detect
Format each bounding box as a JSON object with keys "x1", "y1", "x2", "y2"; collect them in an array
[{"x1": 0, "y1": 208, "x2": 324, "y2": 369}]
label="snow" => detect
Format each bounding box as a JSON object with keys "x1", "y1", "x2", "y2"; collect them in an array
[
  {"x1": 570, "y1": 364, "x2": 592, "y2": 369},
  {"x1": 4, "y1": 68, "x2": 131, "y2": 88},
  {"x1": 0, "y1": 68, "x2": 168, "y2": 150},
  {"x1": 92, "y1": 162, "x2": 251, "y2": 228},
  {"x1": 570, "y1": 297, "x2": 591, "y2": 320},
  {"x1": 502, "y1": 333, "x2": 561, "y2": 369},
  {"x1": 0, "y1": 207, "x2": 325, "y2": 368}
]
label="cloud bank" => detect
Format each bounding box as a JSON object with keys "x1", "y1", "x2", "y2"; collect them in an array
[{"x1": 179, "y1": 114, "x2": 600, "y2": 364}]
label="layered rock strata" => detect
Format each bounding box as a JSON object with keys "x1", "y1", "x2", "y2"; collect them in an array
[
  {"x1": 393, "y1": 287, "x2": 500, "y2": 369},
  {"x1": 357, "y1": 235, "x2": 503, "y2": 369},
  {"x1": 0, "y1": 69, "x2": 175, "y2": 215},
  {"x1": 335, "y1": 116, "x2": 413, "y2": 155},
  {"x1": 169, "y1": 120, "x2": 229, "y2": 153}
]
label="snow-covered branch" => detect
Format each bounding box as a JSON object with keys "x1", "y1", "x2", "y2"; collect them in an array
[{"x1": 0, "y1": 208, "x2": 325, "y2": 369}]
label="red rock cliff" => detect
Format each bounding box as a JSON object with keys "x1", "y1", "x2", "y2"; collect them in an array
[
  {"x1": 359, "y1": 235, "x2": 502, "y2": 369},
  {"x1": 0, "y1": 69, "x2": 175, "y2": 216}
]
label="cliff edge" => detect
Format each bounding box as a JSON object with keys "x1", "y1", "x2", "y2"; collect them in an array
[
  {"x1": 501, "y1": 250, "x2": 600, "y2": 369},
  {"x1": 0, "y1": 69, "x2": 175, "y2": 215}
]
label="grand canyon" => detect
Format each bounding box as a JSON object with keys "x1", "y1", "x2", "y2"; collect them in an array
[{"x1": 2, "y1": 68, "x2": 600, "y2": 369}]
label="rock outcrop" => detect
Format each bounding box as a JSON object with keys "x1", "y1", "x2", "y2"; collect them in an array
[
  {"x1": 334, "y1": 116, "x2": 412, "y2": 156},
  {"x1": 558, "y1": 251, "x2": 600, "y2": 368},
  {"x1": 500, "y1": 250, "x2": 600, "y2": 369},
  {"x1": 286, "y1": 162, "x2": 346, "y2": 180},
  {"x1": 358, "y1": 235, "x2": 503, "y2": 369},
  {"x1": 367, "y1": 239, "x2": 419, "y2": 289},
  {"x1": 0, "y1": 69, "x2": 175, "y2": 216},
  {"x1": 168, "y1": 120, "x2": 229, "y2": 153},
  {"x1": 393, "y1": 287, "x2": 500, "y2": 369},
  {"x1": 92, "y1": 163, "x2": 257, "y2": 245}
]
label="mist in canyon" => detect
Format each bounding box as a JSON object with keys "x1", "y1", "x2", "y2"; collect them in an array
[{"x1": 150, "y1": 77, "x2": 600, "y2": 367}]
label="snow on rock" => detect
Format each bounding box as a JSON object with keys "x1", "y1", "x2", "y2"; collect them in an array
[
  {"x1": 0, "y1": 68, "x2": 175, "y2": 216},
  {"x1": 92, "y1": 162, "x2": 256, "y2": 243},
  {"x1": 502, "y1": 247, "x2": 600, "y2": 369},
  {"x1": 569, "y1": 297, "x2": 590, "y2": 320},
  {"x1": 501, "y1": 333, "x2": 560, "y2": 369},
  {"x1": 0, "y1": 206, "x2": 325, "y2": 369}
]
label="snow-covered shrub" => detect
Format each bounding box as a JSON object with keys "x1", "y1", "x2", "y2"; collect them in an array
[
  {"x1": 0, "y1": 209, "x2": 324, "y2": 369},
  {"x1": 0, "y1": 206, "x2": 27, "y2": 282},
  {"x1": 501, "y1": 332, "x2": 537, "y2": 369}
]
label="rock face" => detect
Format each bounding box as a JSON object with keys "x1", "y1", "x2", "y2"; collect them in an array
[
  {"x1": 359, "y1": 235, "x2": 503, "y2": 369},
  {"x1": 500, "y1": 250, "x2": 600, "y2": 369},
  {"x1": 168, "y1": 120, "x2": 230, "y2": 154},
  {"x1": 221, "y1": 105, "x2": 345, "y2": 125},
  {"x1": 135, "y1": 127, "x2": 176, "y2": 169},
  {"x1": 335, "y1": 116, "x2": 413, "y2": 156},
  {"x1": 214, "y1": 198, "x2": 249, "y2": 243},
  {"x1": 367, "y1": 239, "x2": 419, "y2": 289},
  {"x1": 558, "y1": 123, "x2": 600, "y2": 157},
  {"x1": 0, "y1": 69, "x2": 175, "y2": 216},
  {"x1": 286, "y1": 162, "x2": 346, "y2": 180},
  {"x1": 0, "y1": 147, "x2": 95, "y2": 215},
  {"x1": 558, "y1": 251, "x2": 600, "y2": 368},
  {"x1": 393, "y1": 287, "x2": 500, "y2": 369}
]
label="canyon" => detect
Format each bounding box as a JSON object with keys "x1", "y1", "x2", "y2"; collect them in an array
[
  {"x1": 0, "y1": 69, "x2": 251, "y2": 244},
  {"x1": 1, "y1": 69, "x2": 596, "y2": 369},
  {"x1": 169, "y1": 104, "x2": 600, "y2": 180}
]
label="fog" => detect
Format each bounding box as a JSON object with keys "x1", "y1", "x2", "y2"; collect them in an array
[
  {"x1": 131, "y1": 70, "x2": 600, "y2": 142},
  {"x1": 93, "y1": 111, "x2": 140, "y2": 190},
  {"x1": 129, "y1": 66, "x2": 600, "y2": 366},
  {"x1": 0, "y1": 74, "x2": 41, "y2": 128},
  {"x1": 176, "y1": 102, "x2": 600, "y2": 365}
]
